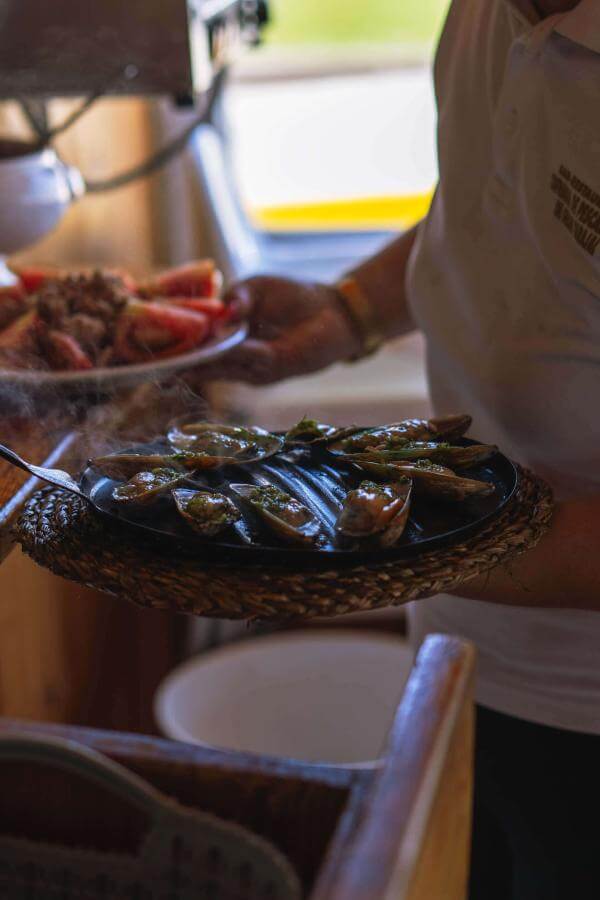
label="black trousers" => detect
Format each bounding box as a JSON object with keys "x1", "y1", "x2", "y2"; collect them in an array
[{"x1": 469, "y1": 705, "x2": 600, "y2": 900}]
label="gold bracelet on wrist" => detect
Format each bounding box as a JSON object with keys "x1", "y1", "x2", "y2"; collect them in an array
[{"x1": 334, "y1": 275, "x2": 384, "y2": 362}]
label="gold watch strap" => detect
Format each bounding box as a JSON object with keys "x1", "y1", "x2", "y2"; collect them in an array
[{"x1": 335, "y1": 276, "x2": 384, "y2": 361}]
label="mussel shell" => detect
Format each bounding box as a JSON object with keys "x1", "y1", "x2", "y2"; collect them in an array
[
  {"x1": 230, "y1": 483, "x2": 320, "y2": 546},
  {"x1": 167, "y1": 419, "x2": 283, "y2": 467},
  {"x1": 91, "y1": 452, "x2": 187, "y2": 480},
  {"x1": 343, "y1": 457, "x2": 494, "y2": 501},
  {"x1": 335, "y1": 480, "x2": 402, "y2": 535},
  {"x1": 377, "y1": 414, "x2": 471, "y2": 443},
  {"x1": 90, "y1": 448, "x2": 234, "y2": 479},
  {"x1": 427, "y1": 414, "x2": 472, "y2": 440},
  {"x1": 284, "y1": 419, "x2": 361, "y2": 448},
  {"x1": 172, "y1": 488, "x2": 241, "y2": 537},
  {"x1": 336, "y1": 479, "x2": 412, "y2": 547},
  {"x1": 168, "y1": 420, "x2": 253, "y2": 449},
  {"x1": 284, "y1": 418, "x2": 337, "y2": 446},
  {"x1": 336, "y1": 442, "x2": 496, "y2": 468},
  {"x1": 392, "y1": 461, "x2": 495, "y2": 500},
  {"x1": 111, "y1": 468, "x2": 188, "y2": 504},
  {"x1": 330, "y1": 428, "x2": 398, "y2": 454},
  {"x1": 328, "y1": 429, "x2": 380, "y2": 455},
  {"x1": 332, "y1": 455, "x2": 404, "y2": 481},
  {"x1": 379, "y1": 481, "x2": 412, "y2": 548},
  {"x1": 328, "y1": 415, "x2": 473, "y2": 453},
  {"x1": 328, "y1": 427, "x2": 429, "y2": 454}
]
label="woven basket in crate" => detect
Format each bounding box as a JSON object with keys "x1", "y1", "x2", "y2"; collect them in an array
[{"x1": 0, "y1": 734, "x2": 302, "y2": 899}]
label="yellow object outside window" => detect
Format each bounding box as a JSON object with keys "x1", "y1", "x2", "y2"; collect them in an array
[{"x1": 252, "y1": 192, "x2": 434, "y2": 232}]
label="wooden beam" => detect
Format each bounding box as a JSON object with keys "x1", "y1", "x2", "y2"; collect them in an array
[{"x1": 313, "y1": 634, "x2": 476, "y2": 900}]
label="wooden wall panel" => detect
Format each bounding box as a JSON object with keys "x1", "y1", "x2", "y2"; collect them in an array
[{"x1": 0, "y1": 547, "x2": 181, "y2": 732}]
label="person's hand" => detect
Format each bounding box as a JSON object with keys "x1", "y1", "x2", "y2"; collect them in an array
[{"x1": 191, "y1": 276, "x2": 362, "y2": 385}]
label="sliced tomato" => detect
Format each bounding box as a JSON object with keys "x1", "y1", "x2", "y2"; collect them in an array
[
  {"x1": 10, "y1": 263, "x2": 137, "y2": 295},
  {"x1": 160, "y1": 296, "x2": 228, "y2": 319},
  {"x1": 0, "y1": 309, "x2": 40, "y2": 350},
  {"x1": 44, "y1": 330, "x2": 93, "y2": 371},
  {"x1": 10, "y1": 264, "x2": 64, "y2": 293},
  {"x1": 114, "y1": 299, "x2": 211, "y2": 363},
  {"x1": 139, "y1": 260, "x2": 222, "y2": 299}
]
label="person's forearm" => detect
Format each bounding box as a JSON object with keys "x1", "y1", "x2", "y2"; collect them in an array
[
  {"x1": 452, "y1": 496, "x2": 600, "y2": 610},
  {"x1": 345, "y1": 224, "x2": 419, "y2": 340}
]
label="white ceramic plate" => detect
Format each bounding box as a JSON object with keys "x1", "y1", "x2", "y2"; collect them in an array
[
  {"x1": 154, "y1": 630, "x2": 414, "y2": 768},
  {"x1": 0, "y1": 320, "x2": 247, "y2": 394}
]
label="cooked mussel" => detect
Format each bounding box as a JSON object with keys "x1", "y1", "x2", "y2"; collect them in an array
[
  {"x1": 336, "y1": 478, "x2": 412, "y2": 548},
  {"x1": 168, "y1": 420, "x2": 253, "y2": 452},
  {"x1": 284, "y1": 417, "x2": 360, "y2": 448},
  {"x1": 230, "y1": 483, "x2": 320, "y2": 546},
  {"x1": 90, "y1": 449, "x2": 223, "y2": 479},
  {"x1": 409, "y1": 414, "x2": 471, "y2": 440},
  {"x1": 167, "y1": 420, "x2": 283, "y2": 467},
  {"x1": 328, "y1": 414, "x2": 472, "y2": 453},
  {"x1": 172, "y1": 488, "x2": 241, "y2": 537},
  {"x1": 394, "y1": 459, "x2": 494, "y2": 500},
  {"x1": 284, "y1": 417, "x2": 337, "y2": 446},
  {"x1": 92, "y1": 452, "x2": 182, "y2": 480},
  {"x1": 329, "y1": 427, "x2": 390, "y2": 454},
  {"x1": 347, "y1": 458, "x2": 494, "y2": 501},
  {"x1": 111, "y1": 467, "x2": 187, "y2": 504},
  {"x1": 336, "y1": 441, "x2": 496, "y2": 469}
]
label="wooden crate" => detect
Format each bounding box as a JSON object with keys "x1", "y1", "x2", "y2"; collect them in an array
[{"x1": 0, "y1": 634, "x2": 475, "y2": 900}]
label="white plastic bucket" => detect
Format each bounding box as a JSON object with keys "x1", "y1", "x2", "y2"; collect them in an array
[{"x1": 154, "y1": 630, "x2": 414, "y2": 768}]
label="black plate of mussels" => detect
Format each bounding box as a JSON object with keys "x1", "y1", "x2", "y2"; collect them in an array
[{"x1": 78, "y1": 415, "x2": 519, "y2": 567}]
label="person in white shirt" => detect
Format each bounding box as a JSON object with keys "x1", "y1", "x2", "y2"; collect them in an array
[{"x1": 201, "y1": 0, "x2": 600, "y2": 895}]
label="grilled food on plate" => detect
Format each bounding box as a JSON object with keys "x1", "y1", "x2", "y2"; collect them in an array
[
  {"x1": 88, "y1": 414, "x2": 499, "y2": 551},
  {"x1": 0, "y1": 260, "x2": 230, "y2": 371}
]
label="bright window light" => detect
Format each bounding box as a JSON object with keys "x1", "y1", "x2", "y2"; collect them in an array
[{"x1": 228, "y1": 0, "x2": 449, "y2": 231}]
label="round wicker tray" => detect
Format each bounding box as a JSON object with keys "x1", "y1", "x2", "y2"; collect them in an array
[{"x1": 15, "y1": 467, "x2": 553, "y2": 623}]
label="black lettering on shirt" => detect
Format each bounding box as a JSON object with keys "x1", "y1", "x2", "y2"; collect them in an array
[{"x1": 551, "y1": 165, "x2": 600, "y2": 257}]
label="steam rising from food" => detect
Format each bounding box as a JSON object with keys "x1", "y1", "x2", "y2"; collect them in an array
[{"x1": 0, "y1": 260, "x2": 227, "y2": 470}]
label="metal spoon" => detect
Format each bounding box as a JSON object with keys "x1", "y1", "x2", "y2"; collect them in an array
[{"x1": 0, "y1": 441, "x2": 87, "y2": 500}]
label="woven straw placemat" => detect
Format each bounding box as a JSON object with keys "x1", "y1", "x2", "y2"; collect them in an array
[{"x1": 14, "y1": 467, "x2": 553, "y2": 623}]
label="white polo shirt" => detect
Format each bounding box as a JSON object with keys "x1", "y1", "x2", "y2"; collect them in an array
[{"x1": 407, "y1": 0, "x2": 600, "y2": 733}]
